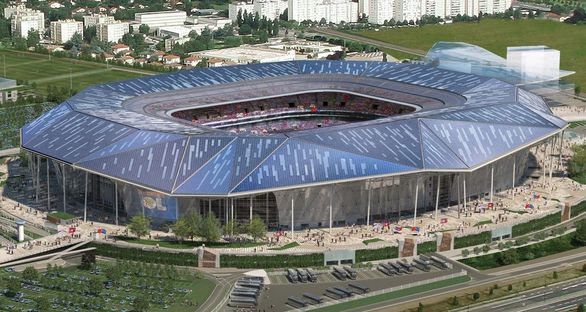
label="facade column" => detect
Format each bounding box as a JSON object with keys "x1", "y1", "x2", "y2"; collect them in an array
[
  {"x1": 265, "y1": 193, "x2": 269, "y2": 225},
  {"x1": 230, "y1": 198, "x2": 234, "y2": 235},
  {"x1": 558, "y1": 131, "x2": 564, "y2": 171},
  {"x1": 84, "y1": 172, "x2": 88, "y2": 222},
  {"x1": 549, "y1": 137, "x2": 554, "y2": 184},
  {"x1": 457, "y1": 174, "x2": 461, "y2": 219},
  {"x1": 249, "y1": 196, "x2": 253, "y2": 222},
  {"x1": 46, "y1": 159, "x2": 50, "y2": 211},
  {"x1": 463, "y1": 174, "x2": 467, "y2": 213},
  {"x1": 290, "y1": 196, "x2": 294, "y2": 239},
  {"x1": 62, "y1": 164, "x2": 66, "y2": 212},
  {"x1": 512, "y1": 156, "x2": 516, "y2": 199},
  {"x1": 490, "y1": 163, "x2": 494, "y2": 203},
  {"x1": 208, "y1": 199, "x2": 212, "y2": 216},
  {"x1": 366, "y1": 180, "x2": 372, "y2": 227},
  {"x1": 435, "y1": 174, "x2": 441, "y2": 221},
  {"x1": 36, "y1": 156, "x2": 40, "y2": 202},
  {"x1": 542, "y1": 141, "x2": 547, "y2": 184},
  {"x1": 413, "y1": 176, "x2": 419, "y2": 227},
  {"x1": 329, "y1": 184, "x2": 333, "y2": 233},
  {"x1": 114, "y1": 182, "x2": 119, "y2": 226}
]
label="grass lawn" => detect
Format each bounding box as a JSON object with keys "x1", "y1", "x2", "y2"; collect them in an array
[
  {"x1": 0, "y1": 261, "x2": 215, "y2": 312},
  {"x1": 48, "y1": 211, "x2": 77, "y2": 220},
  {"x1": 571, "y1": 173, "x2": 586, "y2": 184},
  {"x1": 0, "y1": 50, "x2": 146, "y2": 94},
  {"x1": 569, "y1": 121, "x2": 586, "y2": 129},
  {"x1": 114, "y1": 236, "x2": 265, "y2": 249},
  {"x1": 268, "y1": 242, "x2": 300, "y2": 250},
  {"x1": 313, "y1": 275, "x2": 470, "y2": 312},
  {"x1": 351, "y1": 19, "x2": 586, "y2": 89}
]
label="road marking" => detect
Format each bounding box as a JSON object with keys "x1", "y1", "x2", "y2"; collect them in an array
[{"x1": 524, "y1": 291, "x2": 552, "y2": 300}]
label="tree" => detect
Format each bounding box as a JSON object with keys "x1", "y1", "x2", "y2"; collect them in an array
[
  {"x1": 497, "y1": 249, "x2": 519, "y2": 265},
  {"x1": 182, "y1": 209, "x2": 203, "y2": 239},
  {"x1": 128, "y1": 215, "x2": 150, "y2": 238},
  {"x1": 553, "y1": 271, "x2": 559, "y2": 279},
  {"x1": 578, "y1": 303, "x2": 585, "y2": 312},
  {"x1": 258, "y1": 30, "x2": 269, "y2": 43},
  {"x1": 26, "y1": 30, "x2": 40, "y2": 47},
  {"x1": 239, "y1": 24, "x2": 252, "y2": 35},
  {"x1": 247, "y1": 216, "x2": 267, "y2": 242},
  {"x1": 5, "y1": 277, "x2": 20, "y2": 297},
  {"x1": 473, "y1": 292, "x2": 480, "y2": 301},
  {"x1": 507, "y1": 284, "x2": 513, "y2": 291},
  {"x1": 172, "y1": 217, "x2": 191, "y2": 241},
  {"x1": 35, "y1": 296, "x2": 50, "y2": 312},
  {"x1": 575, "y1": 220, "x2": 586, "y2": 246},
  {"x1": 139, "y1": 24, "x2": 150, "y2": 34},
  {"x1": 84, "y1": 26, "x2": 97, "y2": 43},
  {"x1": 223, "y1": 219, "x2": 241, "y2": 237},
  {"x1": 22, "y1": 266, "x2": 39, "y2": 281},
  {"x1": 224, "y1": 36, "x2": 242, "y2": 48},
  {"x1": 199, "y1": 213, "x2": 221, "y2": 242},
  {"x1": 417, "y1": 302, "x2": 424, "y2": 312},
  {"x1": 64, "y1": 32, "x2": 83, "y2": 50},
  {"x1": 451, "y1": 296, "x2": 459, "y2": 306},
  {"x1": 461, "y1": 249, "x2": 470, "y2": 257},
  {"x1": 133, "y1": 296, "x2": 150, "y2": 312}
]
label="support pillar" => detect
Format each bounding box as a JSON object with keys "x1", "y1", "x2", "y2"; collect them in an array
[
  {"x1": 366, "y1": 180, "x2": 372, "y2": 227},
  {"x1": 265, "y1": 193, "x2": 269, "y2": 225},
  {"x1": 463, "y1": 174, "x2": 467, "y2": 213},
  {"x1": 230, "y1": 198, "x2": 234, "y2": 236},
  {"x1": 208, "y1": 199, "x2": 212, "y2": 216},
  {"x1": 549, "y1": 137, "x2": 554, "y2": 184},
  {"x1": 435, "y1": 174, "x2": 440, "y2": 221},
  {"x1": 35, "y1": 156, "x2": 40, "y2": 202},
  {"x1": 512, "y1": 156, "x2": 516, "y2": 199},
  {"x1": 457, "y1": 174, "x2": 461, "y2": 219},
  {"x1": 290, "y1": 196, "x2": 294, "y2": 239},
  {"x1": 115, "y1": 182, "x2": 118, "y2": 226},
  {"x1": 543, "y1": 141, "x2": 547, "y2": 184},
  {"x1": 62, "y1": 164, "x2": 66, "y2": 212},
  {"x1": 84, "y1": 172, "x2": 88, "y2": 222},
  {"x1": 46, "y1": 160, "x2": 50, "y2": 211},
  {"x1": 413, "y1": 177, "x2": 419, "y2": 227},
  {"x1": 490, "y1": 164, "x2": 494, "y2": 203},
  {"x1": 249, "y1": 196, "x2": 253, "y2": 222},
  {"x1": 558, "y1": 131, "x2": 564, "y2": 171},
  {"x1": 329, "y1": 184, "x2": 333, "y2": 233}
]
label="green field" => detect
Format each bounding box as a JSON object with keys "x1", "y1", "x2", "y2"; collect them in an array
[
  {"x1": 351, "y1": 19, "x2": 586, "y2": 89},
  {"x1": 0, "y1": 50, "x2": 147, "y2": 94},
  {"x1": 0, "y1": 261, "x2": 214, "y2": 312}
]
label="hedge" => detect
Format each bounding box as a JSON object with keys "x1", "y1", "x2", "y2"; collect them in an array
[
  {"x1": 220, "y1": 253, "x2": 324, "y2": 269},
  {"x1": 571, "y1": 200, "x2": 586, "y2": 218},
  {"x1": 417, "y1": 241, "x2": 437, "y2": 254},
  {"x1": 89, "y1": 242, "x2": 198, "y2": 266},
  {"x1": 512, "y1": 212, "x2": 561, "y2": 237},
  {"x1": 355, "y1": 246, "x2": 399, "y2": 262},
  {"x1": 454, "y1": 231, "x2": 491, "y2": 249}
]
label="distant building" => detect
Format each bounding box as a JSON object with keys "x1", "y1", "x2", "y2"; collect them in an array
[
  {"x1": 112, "y1": 43, "x2": 131, "y2": 55},
  {"x1": 368, "y1": 0, "x2": 394, "y2": 24},
  {"x1": 254, "y1": 0, "x2": 288, "y2": 20},
  {"x1": 97, "y1": 21, "x2": 129, "y2": 43},
  {"x1": 228, "y1": 2, "x2": 254, "y2": 21},
  {"x1": 158, "y1": 25, "x2": 208, "y2": 38},
  {"x1": 8, "y1": 6, "x2": 45, "y2": 38},
  {"x1": 163, "y1": 54, "x2": 181, "y2": 64},
  {"x1": 195, "y1": 16, "x2": 232, "y2": 28},
  {"x1": 134, "y1": 10, "x2": 187, "y2": 29},
  {"x1": 83, "y1": 14, "x2": 115, "y2": 27},
  {"x1": 50, "y1": 20, "x2": 83, "y2": 44},
  {"x1": 190, "y1": 46, "x2": 296, "y2": 64},
  {"x1": 288, "y1": 0, "x2": 358, "y2": 24},
  {"x1": 183, "y1": 55, "x2": 202, "y2": 67},
  {"x1": 0, "y1": 78, "x2": 17, "y2": 104}
]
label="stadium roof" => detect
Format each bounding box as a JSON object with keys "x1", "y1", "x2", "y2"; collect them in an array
[{"x1": 21, "y1": 61, "x2": 567, "y2": 196}]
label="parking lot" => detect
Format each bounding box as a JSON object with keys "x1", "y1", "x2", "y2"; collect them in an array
[{"x1": 252, "y1": 262, "x2": 461, "y2": 311}]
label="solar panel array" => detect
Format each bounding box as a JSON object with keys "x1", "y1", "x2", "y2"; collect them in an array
[{"x1": 21, "y1": 61, "x2": 565, "y2": 195}]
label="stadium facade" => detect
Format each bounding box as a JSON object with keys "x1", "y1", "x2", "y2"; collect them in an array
[{"x1": 20, "y1": 61, "x2": 567, "y2": 230}]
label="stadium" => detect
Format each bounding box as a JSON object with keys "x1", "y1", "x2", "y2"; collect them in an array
[{"x1": 20, "y1": 60, "x2": 567, "y2": 230}]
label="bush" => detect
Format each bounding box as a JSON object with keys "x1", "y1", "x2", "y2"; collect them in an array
[
  {"x1": 582, "y1": 263, "x2": 586, "y2": 272},
  {"x1": 508, "y1": 284, "x2": 513, "y2": 291},
  {"x1": 497, "y1": 249, "x2": 519, "y2": 265},
  {"x1": 473, "y1": 292, "x2": 480, "y2": 301},
  {"x1": 571, "y1": 200, "x2": 586, "y2": 218},
  {"x1": 220, "y1": 253, "x2": 324, "y2": 269},
  {"x1": 473, "y1": 246, "x2": 482, "y2": 255},
  {"x1": 417, "y1": 241, "x2": 436, "y2": 254},
  {"x1": 461, "y1": 249, "x2": 469, "y2": 257},
  {"x1": 451, "y1": 296, "x2": 459, "y2": 306},
  {"x1": 355, "y1": 246, "x2": 399, "y2": 262},
  {"x1": 454, "y1": 231, "x2": 491, "y2": 249},
  {"x1": 553, "y1": 271, "x2": 558, "y2": 279},
  {"x1": 515, "y1": 236, "x2": 529, "y2": 246},
  {"x1": 498, "y1": 242, "x2": 506, "y2": 250},
  {"x1": 512, "y1": 212, "x2": 561, "y2": 237},
  {"x1": 482, "y1": 245, "x2": 490, "y2": 253},
  {"x1": 89, "y1": 242, "x2": 198, "y2": 266}
]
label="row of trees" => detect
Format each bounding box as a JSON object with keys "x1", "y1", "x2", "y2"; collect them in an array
[{"x1": 128, "y1": 210, "x2": 268, "y2": 243}]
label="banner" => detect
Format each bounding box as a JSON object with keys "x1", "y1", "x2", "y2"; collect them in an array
[{"x1": 138, "y1": 190, "x2": 178, "y2": 220}]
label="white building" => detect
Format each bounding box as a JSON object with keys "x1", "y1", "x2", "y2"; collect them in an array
[
  {"x1": 395, "y1": 0, "x2": 424, "y2": 22},
  {"x1": 11, "y1": 11, "x2": 45, "y2": 38},
  {"x1": 359, "y1": 0, "x2": 370, "y2": 17},
  {"x1": 158, "y1": 24, "x2": 209, "y2": 38},
  {"x1": 228, "y1": 2, "x2": 254, "y2": 21},
  {"x1": 288, "y1": 0, "x2": 358, "y2": 24},
  {"x1": 50, "y1": 20, "x2": 83, "y2": 44},
  {"x1": 190, "y1": 46, "x2": 296, "y2": 64},
  {"x1": 195, "y1": 16, "x2": 232, "y2": 28},
  {"x1": 134, "y1": 10, "x2": 187, "y2": 29},
  {"x1": 254, "y1": 0, "x2": 288, "y2": 20},
  {"x1": 97, "y1": 21, "x2": 130, "y2": 43},
  {"x1": 368, "y1": 0, "x2": 393, "y2": 24},
  {"x1": 83, "y1": 14, "x2": 115, "y2": 27}
]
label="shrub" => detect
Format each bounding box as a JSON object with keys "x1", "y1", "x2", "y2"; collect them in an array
[
  {"x1": 89, "y1": 242, "x2": 198, "y2": 266},
  {"x1": 497, "y1": 249, "x2": 519, "y2": 265},
  {"x1": 451, "y1": 296, "x2": 459, "y2": 306},
  {"x1": 417, "y1": 241, "x2": 436, "y2": 254},
  {"x1": 220, "y1": 253, "x2": 324, "y2": 269},
  {"x1": 498, "y1": 242, "x2": 506, "y2": 250},
  {"x1": 482, "y1": 245, "x2": 490, "y2": 253},
  {"x1": 489, "y1": 288, "x2": 494, "y2": 295},
  {"x1": 582, "y1": 263, "x2": 586, "y2": 272},
  {"x1": 571, "y1": 200, "x2": 586, "y2": 218},
  {"x1": 473, "y1": 246, "x2": 482, "y2": 255},
  {"x1": 553, "y1": 271, "x2": 558, "y2": 279},
  {"x1": 355, "y1": 246, "x2": 399, "y2": 262},
  {"x1": 508, "y1": 284, "x2": 513, "y2": 291},
  {"x1": 454, "y1": 231, "x2": 491, "y2": 249},
  {"x1": 473, "y1": 292, "x2": 480, "y2": 301},
  {"x1": 461, "y1": 249, "x2": 470, "y2": 257},
  {"x1": 505, "y1": 241, "x2": 514, "y2": 248},
  {"x1": 512, "y1": 212, "x2": 561, "y2": 237}
]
